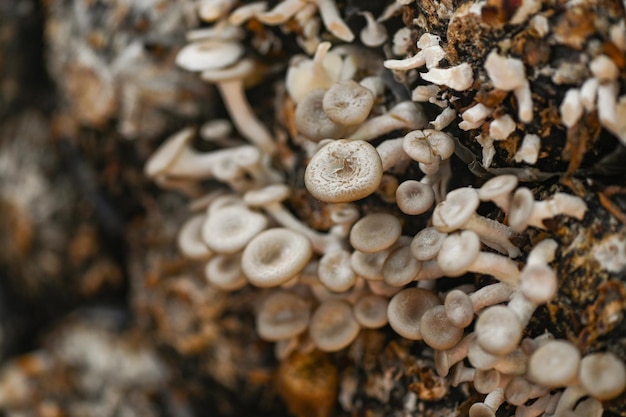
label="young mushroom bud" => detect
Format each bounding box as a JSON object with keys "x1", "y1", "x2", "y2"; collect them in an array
[
  {"x1": 296, "y1": 88, "x2": 349, "y2": 142},
  {"x1": 444, "y1": 282, "x2": 514, "y2": 329},
  {"x1": 323, "y1": 80, "x2": 375, "y2": 126},
  {"x1": 242, "y1": 228, "x2": 313, "y2": 287},
  {"x1": 305, "y1": 139, "x2": 383, "y2": 203}
]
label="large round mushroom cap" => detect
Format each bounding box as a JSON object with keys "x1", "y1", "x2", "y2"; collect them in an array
[
  {"x1": 305, "y1": 139, "x2": 383, "y2": 203},
  {"x1": 309, "y1": 300, "x2": 360, "y2": 352},
  {"x1": 202, "y1": 205, "x2": 268, "y2": 254},
  {"x1": 323, "y1": 80, "x2": 375, "y2": 126},
  {"x1": 242, "y1": 228, "x2": 313, "y2": 287},
  {"x1": 528, "y1": 340, "x2": 581, "y2": 387},
  {"x1": 256, "y1": 291, "x2": 311, "y2": 341},
  {"x1": 579, "y1": 352, "x2": 626, "y2": 400},
  {"x1": 350, "y1": 213, "x2": 402, "y2": 253},
  {"x1": 474, "y1": 305, "x2": 522, "y2": 356}
]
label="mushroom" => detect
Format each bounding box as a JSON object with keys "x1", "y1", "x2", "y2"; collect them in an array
[
  {"x1": 579, "y1": 351, "x2": 626, "y2": 400},
  {"x1": 519, "y1": 239, "x2": 558, "y2": 304},
  {"x1": 286, "y1": 42, "x2": 343, "y2": 103},
  {"x1": 449, "y1": 362, "x2": 475, "y2": 387},
  {"x1": 205, "y1": 253, "x2": 247, "y2": 291},
  {"x1": 322, "y1": 80, "x2": 375, "y2": 126},
  {"x1": 242, "y1": 228, "x2": 313, "y2": 287},
  {"x1": 432, "y1": 187, "x2": 520, "y2": 258},
  {"x1": 309, "y1": 299, "x2": 360, "y2": 352},
  {"x1": 444, "y1": 282, "x2": 514, "y2": 329},
  {"x1": 305, "y1": 139, "x2": 383, "y2": 203},
  {"x1": 514, "y1": 133, "x2": 541, "y2": 165},
  {"x1": 508, "y1": 188, "x2": 588, "y2": 232},
  {"x1": 382, "y1": 245, "x2": 423, "y2": 287},
  {"x1": 436, "y1": 230, "x2": 520, "y2": 286},
  {"x1": 396, "y1": 180, "x2": 435, "y2": 215},
  {"x1": 387, "y1": 288, "x2": 440, "y2": 340},
  {"x1": 257, "y1": 0, "x2": 307, "y2": 24},
  {"x1": 358, "y1": 11, "x2": 387, "y2": 47},
  {"x1": 402, "y1": 129, "x2": 455, "y2": 174},
  {"x1": 489, "y1": 114, "x2": 516, "y2": 140},
  {"x1": 468, "y1": 385, "x2": 506, "y2": 417},
  {"x1": 474, "y1": 305, "x2": 525, "y2": 356},
  {"x1": 434, "y1": 332, "x2": 476, "y2": 377},
  {"x1": 420, "y1": 63, "x2": 474, "y2": 91},
  {"x1": 376, "y1": 138, "x2": 410, "y2": 171},
  {"x1": 175, "y1": 40, "x2": 244, "y2": 72},
  {"x1": 478, "y1": 174, "x2": 518, "y2": 213},
  {"x1": 527, "y1": 340, "x2": 580, "y2": 387},
  {"x1": 202, "y1": 204, "x2": 268, "y2": 254},
  {"x1": 484, "y1": 50, "x2": 533, "y2": 123},
  {"x1": 419, "y1": 305, "x2": 464, "y2": 350},
  {"x1": 347, "y1": 101, "x2": 427, "y2": 141},
  {"x1": 197, "y1": 0, "x2": 238, "y2": 22},
  {"x1": 318, "y1": 249, "x2": 356, "y2": 292},
  {"x1": 410, "y1": 227, "x2": 447, "y2": 261},
  {"x1": 177, "y1": 214, "x2": 213, "y2": 260},
  {"x1": 353, "y1": 294, "x2": 389, "y2": 329},
  {"x1": 201, "y1": 58, "x2": 276, "y2": 154},
  {"x1": 295, "y1": 88, "x2": 349, "y2": 142},
  {"x1": 349, "y1": 213, "x2": 402, "y2": 253},
  {"x1": 256, "y1": 291, "x2": 311, "y2": 341}
]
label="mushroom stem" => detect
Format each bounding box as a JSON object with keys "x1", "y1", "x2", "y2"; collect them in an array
[
  {"x1": 314, "y1": 0, "x2": 354, "y2": 42},
  {"x1": 217, "y1": 79, "x2": 276, "y2": 155},
  {"x1": 434, "y1": 332, "x2": 476, "y2": 376},
  {"x1": 376, "y1": 138, "x2": 409, "y2": 171},
  {"x1": 257, "y1": 0, "x2": 306, "y2": 24},
  {"x1": 348, "y1": 101, "x2": 427, "y2": 141}
]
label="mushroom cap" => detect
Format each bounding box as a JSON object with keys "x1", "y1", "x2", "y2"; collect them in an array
[
  {"x1": 205, "y1": 253, "x2": 247, "y2": 291},
  {"x1": 519, "y1": 264, "x2": 557, "y2": 304},
  {"x1": 387, "y1": 288, "x2": 440, "y2": 340},
  {"x1": 244, "y1": 184, "x2": 291, "y2": 207},
  {"x1": 468, "y1": 402, "x2": 496, "y2": 417},
  {"x1": 318, "y1": 249, "x2": 356, "y2": 292},
  {"x1": 309, "y1": 300, "x2": 360, "y2": 352},
  {"x1": 322, "y1": 80, "x2": 375, "y2": 126},
  {"x1": 383, "y1": 245, "x2": 422, "y2": 287},
  {"x1": 145, "y1": 127, "x2": 194, "y2": 178},
  {"x1": 478, "y1": 174, "x2": 518, "y2": 203},
  {"x1": 396, "y1": 180, "x2": 435, "y2": 215},
  {"x1": 437, "y1": 230, "x2": 481, "y2": 277},
  {"x1": 242, "y1": 228, "x2": 313, "y2": 287},
  {"x1": 256, "y1": 291, "x2": 311, "y2": 341},
  {"x1": 473, "y1": 368, "x2": 501, "y2": 394},
  {"x1": 305, "y1": 139, "x2": 383, "y2": 203},
  {"x1": 579, "y1": 352, "x2": 626, "y2": 400},
  {"x1": 350, "y1": 249, "x2": 392, "y2": 281},
  {"x1": 432, "y1": 187, "x2": 480, "y2": 232},
  {"x1": 411, "y1": 227, "x2": 447, "y2": 261},
  {"x1": 175, "y1": 40, "x2": 244, "y2": 72},
  {"x1": 286, "y1": 43, "x2": 343, "y2": 103},
  {"x1": 353, "y1": 294, "x2": 389, "y2": 329},
  {"x1": 200, "y1": 57, "x2": 257, "y2": 82},
  {"x1": 202, "y1": 205, "x2": 268, "y2": 254},
  {"x1": 444, "y1": 290, "x2": 474, "y2": 328},
  {"x1": 177, "y1": 214, "x2": 213, "y2": 260},
  {"x1": 350, "y1": 213, "x2": 402, "y2": 253},
  {"x1": 504, "y1": 376, "x2": 532, "y2": 406},
  {"x1": 419, "y1": 305, "x2": 464, "y2": 350},
  {"x1": 295, "y1": 88, "x2": 348, "y2": 142},
  {"x1": 475, "y1": 305, "x2": 523, "y2": 356},
  {"x1": 528, "y1": 340, "x2": 581, "y2": 387},
  {"x1": 509, "y1": 187, "x2": 535, "y2": 232}
]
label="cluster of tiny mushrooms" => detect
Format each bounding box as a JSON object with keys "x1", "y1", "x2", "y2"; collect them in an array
[{"x1": 146, "y1": 0, "x2": 626, "y2": 416}]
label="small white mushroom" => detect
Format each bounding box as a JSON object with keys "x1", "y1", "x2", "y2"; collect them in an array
[
  {"x1": 322, "y1": 80, "x2": 375, "y2": 126},
  {"x1": 560, "y1": 88, "x2": 584, "y2": 128},
  {"x1": 579, "y1": 351, "x2": 626, "y2": 400},
  {"x1": 197, "y1": 0, "x2": 238, "y2": 22},
  {"x1": 175, "y1": 40, "x2": 244, "y2": 72},
  {"x1": 309, "y1": 299, "x2": 360, "y2": 352},
  {"x1": 387, "y1": 288, "x2": 441, "y2": 340},
  {"x1": 257, "y1": 0, "x2": 306, "y2": 24},
  {"x1": 382, "y1": 245, "x2": 423, "y2": 287},
  {"x1": 318, "y1": 249, "x2": 356, "y2": 292},
  {"x1": 514, "y1": 133, "x2": 541, "y2": 165},
  {"x1": 177, "y1": 214, "x2": 213, "y2": 260},
  {"x1": 348, "y1": 101, "x2": 428, "y2": 141},
  {"x1": 410, "y1": 227, "x2": 447, "y2": 261},
  {"x1": 202, "y1": 205, "x2": 268, "y2": 254},
  {"x1": 484, "y1": 50, "x2": 533, "y2": 123},
  {"x1": 286, "y1": 42, "x2": 343, "y2": 103},
  {"x1": 395, "y1": 180, "x2": 435, "y2": 215},
  {"x1": 489, "y1": 114, "x2": 516, "y2": 140},
  {"x1": 296, "y1": 88, "x2": 349, "y2": 141},
  {"x1": 478, "y1": 174, "x2": 518, "y2": 213},
  {"x1": 350, "y1": 213, "x2": 402, "y2": 253},
  {"x1": 358, "y1": 11, "x2": 387, "y2": 47},
  {"x1": 444, "y1": 282, "x2": 514, "y2": 329},
  {"x1": 205, "y1": 253, "x2": 247, "y2": 291},
  {"x1": 419, "y1": 305, "x2": 465, "y2": 350},
  {"x1": 305, "y1": 139, "x2": 383, "y2": 203},
  {"x1": 509, "y1": 188, "x2": 588, "y2": 232},
  {"x1": 403, "y1": 129, "x2": 455, "y2": 166},
  {"x1": 527, "y1": 340, "x2": 581, "y2": 387},
  {"x1": 434, "y1": 332, "x2": 476, "y2": 377},
  {"x1": 420, "y1": 63, "x2": 474, "y2": 91}
]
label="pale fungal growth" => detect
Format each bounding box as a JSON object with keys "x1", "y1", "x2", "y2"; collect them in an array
[
  {"x1": 145, "y1": 128, "x2": 212, "y2": 179},
  {"x1": 309, "y1": 300, "x2": 360, "y2": 352},
  {"x1": 420, "y1": 63, "x2": 474, "y2": 91},
  {"x1": 519, "y1": 239, "x2": 558, "y2": 304},
  {"x1": 402, "y1": 129, "x2": 455, "y2": 169},
  {"x1": 256, "y1": 0, "x2": 306, "y2": 25},
  {"x1": 205, "y1": 253, "x2": 247, "y2": 291},
  {"x1": 313, "y1": 0, "x2": 354, "y2": 42},
  {"x1": 450, "y1": 362, "x2": 475, "y2": 387},
  {"x1": 382, "y1": 245, "x2": 422, "y2": 287},
  {"x1": 432, "y1": 187, "x2": 520, "y2": 258},
  {"x1": 395, "y1": 180, "x2": 435, "y2": 215},
  {"x1": 177, "y1": 214, "x2": 213, "y2": 260},
  {"x1": 349, "y1": 213, "x2": 402, "y2": 253},
  {"x1": 348, "y1": 101, "x2": 427, "y2": 141},
  {"x1": 295, "y1": 88, "x2": 348, "y2": 141},
  {"x1": 242, "y1": 228, "x2": 313, "y2": 288},
  {"x1": 419, "y1": 305, "x2": 464, "y2": 350},
  {"x1": 509, "y1": 188, "x2": 588, "y2": 232},
  {"x1": 350, "y1": 247, "x2": 395, "y2": 281},
  {"x1": 256, "y1": 291, "x2": 311, "y2": 341},
  {"x1": 444, "y1": 282, "x2": 514, "y2": 329},
  {"x1": 434, "y1": 332, "x2": 476, "y2": 377},
  {"x1": 318, "y1": 249, "x2": 356, "y2": 292},
  {"x1": 376, "y1": 138, "x2": 409, "y2": 171},
  {"x1": 175, "y1": 40, "x2": 244, "y2": 72},
  {"x1": 478, "y1": 174, "x2": 518, "y2": 213},
  {"x1": 197, "y1": 0, "x2": 238, "y2": 22},
  {"x1": 387, "y1": 288, "x2": 441, "y2": 340},
  {"x1": 469, "y1": 385, "x2": 507, "y2": 417},
  {"x1": 590, "y1": 54, "x2": 620, "y2": 82},
  {"x1": 410, "y1": 227, "x2": 447, "y2": 261},
  {"x1": 459, "y1": 103, "x2": 493, "y2": 131},
  {"x1": 228, "y1": 2, "x2": 268, "y2": 25},
  {"x1": 484, "y1": 50, "x2": 533, "y2": 123},
  {"x1": 202, "y1": 205, "x2": 268, "y2": 254},
  {"x1": 514, "y1": 133, "x2": 541, "y2": 165},
  {"x1": 304, "y1": 139, "x2": 383, "y2": 203},
  {"x1": 579, "y1": 351, "x2": 626, "y2": 400},
  {"x1": 489, "y1": 114, "x2": 516, "y2": 140},
  {"x1": 431, "y1": 107, "x2": 457, "y2": 131},
  {"x1": 322, "y1": 80, "x2": 375, "y2": 126},
  {"x1": 286, "y1": 42, "x2": 343, "y2": 103},
  {"x1": 353, "y1": 294, "x2": 389, "y2": 329},
  {"x1": 474, "y1": 305, "x2": 525, "y2": 356},
  {"x1": 383, "y1": 33, "x2": 444, "y2": 71},
  {"x1": 358, "y1": 11, "x2": 387, "y2": 47},
  {"x1": 201, "y1": 58, "x2": 276, "y2": 154},
  {"x1": 559, "y1": 88, "x2": 584, "y2": 128},
  {"x1": 527, "y1": 340, "x2": 580, "y2": 387}
]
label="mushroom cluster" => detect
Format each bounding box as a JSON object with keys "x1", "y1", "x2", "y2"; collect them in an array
[{"x1": 145, "y1": 0, "x2": 626, "y2": 416}]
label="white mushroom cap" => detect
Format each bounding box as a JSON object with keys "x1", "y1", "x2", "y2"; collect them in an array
[
  {"x1": 323, "y1": 80, "x2": 375, "y2": 126},
  {"x1": 353, "y1": 294, "x2": 389, "y2": 329},
  {"x1": 244, "y1": 184, "x2": 291, "y2": 207},
  {"x1": 202, "y1": 205, "x2": 268, "y2": 254},
  {"x1": 318, "y1": 249, "x2": 356, "y2": 292},
  {"x1": 475, "y1": 305, "x2": 523, "y2": 355},
  {"x1": 309, "y1": 299, "x2": 360, "y2": 352},
  {"x1": 350, "y1": 248, "x2": 393, "y2": 281},
  {"x1": 349, "y1": 213, "x2": 402, "y2": 253},
  {"x1": 420, "y1": 63, "x2": 474, "y2": 91},
  {"x1": 519, "y1": 264, "x2": 557, "y2": 304},
  {"x1": 432, "y1": 187, "x2": 480, "y2": 232},
  {"x1": 410, "y1": 227, "x2": 447, "y2": 261},
  {"x1": 242, "y1": 228, "x2": 313, "y2": 287},
  {"x1": 205, "y1": 253, "x2": 247, "y2": 291},
  {"x1": 387, "y1": 288, "x2": 440, "y2": 340},
  {"x1": 473, "y1": 369, "x2": 502, "y2": 394},
  {"x1": 145, "y1": 128, "x2": 209, "y2": 179},
  {"x1": 528, "y1": 340, "x2": 581, "y2": 387},
  {"x1": 478, "y1": 174, "x2": 518, "y2": 212},
  {"x1": 509, "y1": 187, "x2": 535, "y2": 232},
  {"x1": 419, "y1": 305, "x2": 464, "y2": 350},
  {"x1": 175, "y1": 40, "x2": 244, "y2": 72},
  {"x1": 383, "y1": 245, "x2": 422, "y2": 287},
  {"x1": 177, "y1": 214, "x2": 213, "y2": 260},
  {"x1": 256, "y1": 291, "x2": 311, "y2": 341},
  {"x1": 395, "y1": 180, "x2": 435, "y2": 215},
  {"x1": 579, "y1": 351, "x2": 626, "y2": 400},
  {"x1": 286, "y1": 42, "x2": 343, "y2": 103},
  {"x1": 444, "y1": 290, "x2": 474, "y2": 329},
  {"x1": 402, "y1": 129, "x2": 455, "y2": 165},
  {"x1": 305, "y1": 139, "x2": 383, "y2": 203},
  {"x1": 296, "y1": 88, "x2": 349, "y2": 141}
]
